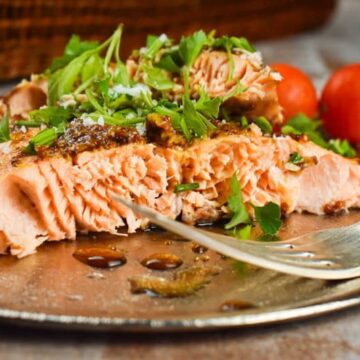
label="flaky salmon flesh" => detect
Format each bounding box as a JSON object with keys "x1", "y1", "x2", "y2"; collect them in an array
[
  {"x1": 1, "y1": 123, "x2": 360, "y2": 257},
  {"x1": 0, "y1": 34, "x2": 358, "y2": 258}
]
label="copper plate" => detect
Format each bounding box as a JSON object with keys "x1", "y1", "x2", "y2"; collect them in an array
[{"x1": 1, "y1": 212, "x2": 360, "y2": 332}]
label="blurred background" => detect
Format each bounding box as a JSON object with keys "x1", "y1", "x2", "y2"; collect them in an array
[{"x1": 0, "y1": 0, "x2": 358, "y2": 90}]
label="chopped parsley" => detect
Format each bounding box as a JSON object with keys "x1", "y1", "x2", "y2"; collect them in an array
[
  {"x1": 281, "y1": 113, "x2": 357, "y2": 158},
  {"x1": 225, "y1": 174, "x2": 283, "y2": 236},
  {"x1": 225, "y1": 173, "x2": 251, "y2": 229},
  {"x1": 254, "y1": 116, "x2": 273, "y2": 134},
  {"x1": 0, "y1": 112, "x2": 10, "y2": 143},
  {"x1": 251, "y1": 202, "x2": 282, "y2": 235},
  {"x1": 328, "y1": 139, "x2": 356, "y2": 158},
  {"x1": 289, "y1": 152, "x2": 304, "y2": 165},
  {"x1": 174, "y1": 183, "x2": 200, "y2": 193}
]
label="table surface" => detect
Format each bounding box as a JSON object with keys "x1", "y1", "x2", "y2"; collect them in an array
[{"x1": 1, "y1": 1, "x2": 360, "y2": 359}]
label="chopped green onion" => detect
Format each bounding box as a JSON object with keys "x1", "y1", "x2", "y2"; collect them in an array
[{"x1": 174, "y1": 183, "x2": 200, "y2": 193}]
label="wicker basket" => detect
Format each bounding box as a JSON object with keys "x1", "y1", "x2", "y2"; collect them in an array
[{"x1": 0, "y1": 0, "x2": 337, "y2": 81}]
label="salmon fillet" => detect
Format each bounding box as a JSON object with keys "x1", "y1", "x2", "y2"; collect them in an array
[{"x1": 1, "y1": 124, "x2": 360, "y2": 257}]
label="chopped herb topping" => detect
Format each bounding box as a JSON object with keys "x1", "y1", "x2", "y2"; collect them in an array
[
  {"x1": 254, "y1": 116, "x2": 272, "y2": 134},
  {"x1": 225, "y1": 173, "x2": 251, "y2": 229},
  {"x1": 289, "y1": 152, "x2": 304, "y2": 165},
  {"x1": 328, "y1": 139, "x2": 356, "y2": 158},
  {"x1": 174, "y1": 183, "x2": 200, "y2": 193},
  {"x1": 251, "y1": 202, "x2": 282, "y2": 235},
  {"x1": 0, "y1": 112, "x2": 10, "y2": 143},
  {"x1": 225, "y1": 175, "x2": 282, "y2": 235},
  {"x1": 281, "y1": 113, "x2": 357, "y2": 158},
  {"x1": 227, "y1": 224, "x2": 252, "y2": 240}
]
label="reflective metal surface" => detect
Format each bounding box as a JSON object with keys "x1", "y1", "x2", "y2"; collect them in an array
[{"x1": 1, "y1": 212, "x2": 360, "y2": 332}]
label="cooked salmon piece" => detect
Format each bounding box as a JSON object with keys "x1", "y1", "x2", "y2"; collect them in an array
[
  {"x1": 1, "y1": 123, "x2": 360, "y2": 257},
  {"x1": 190, "y1": 50, "x2": 283, "y2": 125}
]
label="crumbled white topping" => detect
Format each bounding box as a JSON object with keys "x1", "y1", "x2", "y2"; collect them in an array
[
  {"x1": 40, "y1": 124, "x2": 47, "y2": 130},
  {"x1": 136, "y1": 123, "x2": 146, "y2": 136},
  {"x1": 81, "y1": 114, "x2": 97, "y2": 126},
  {"x1": 109, "y1": 84, "x2": 151, "y2": 98},
  {"x1": 59, "y1": 94, "x2": 76, "y2": 109},
  {"x1": 159, "y1": 33, "x2": 168, "y2": 43},
  {"x1": 126, "y1": 112, "x2": 135, "y2": 119},
  {"x1": 20, "y1": 125, "x2": 27, "y2": 133},
  {"x1": 271, "y1": 71, "x2": 283, "y2": 81},
  {"x1": 285, "y1": 162, "x2": 301, "y2": 172},
  {"x1": 139, "y1": 47, "x2": 148, "y2": 55},
  {"x1": 97, "y1": 116, "x2": 105, "y2": 126},
  {"x1": 0, "y1": 141, "x2": 12, "y2": 154}
]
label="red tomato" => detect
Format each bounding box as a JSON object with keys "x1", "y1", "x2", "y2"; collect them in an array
[
  {"x1": 271, "y1": 63, "x2": 318, "y2": 121},
  {"x1": 321, "y1": 63, "x2": 360, "y2": 142}
]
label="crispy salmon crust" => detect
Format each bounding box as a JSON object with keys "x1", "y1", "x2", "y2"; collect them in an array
[{"x1": 1, "y1": 126, "x2": 360, "y2": 257}]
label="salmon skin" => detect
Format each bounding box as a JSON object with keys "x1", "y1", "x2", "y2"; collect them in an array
[{"x1": 0, "y1": 124, "x2": 359, "y2": 257}]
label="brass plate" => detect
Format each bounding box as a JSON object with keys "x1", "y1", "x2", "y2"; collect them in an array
[{"x1": 1, "y1": 212, "x2": 360, "y2": 332}]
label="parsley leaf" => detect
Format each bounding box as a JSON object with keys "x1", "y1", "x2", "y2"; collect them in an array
[
  {"x1": 254, "y1": 116, "x2": 273, "y2": 134},
  {"x1": 328, "y1": 139, "x2": 356, "y2": 158},
  {"x1": 179, "y1": 30, "x2": 208, "y2": 67},
  {"x1": 289, "y1": 152, "x2": 304, "y2": 165},
  {"x1": 142, "y1": 65, "x2": 174, "y2": 91},
  {"x1": 227, "y1": 224, "x2": 252, "y2": 240},
  {"x1": 281, "y1": 113, "x2": 328, "y2": 148},
  {"x1": 183, "y1": 97, "x2": 215, "y2": 137},
  {"x1": 29, "y1": 107, "x2": 73, "y2": 127},
  {"x1": 0, "y1": 112, "x2": 10, "y2": 143},
  {"x1": 156, "y1": 53, "x2": 181, "y2": 73},
  {"x1": 48, "y1": 35, "x2": 99, "y2": 73},
  {"x1": 195, "y1": 88, "x2": 222, "y2": 118},
  {"x1": 145, "y1": 34, "x2": 170, "y2": 59},
  {"x1": 174, "y1": 183, "x2": 200, "y2": 193},
  {"x1": 225, "y1": 173, "x2": 251, "y2": 230},
  {"x1": 251, "y1": 202, "x2": 282, "y2": 235}
]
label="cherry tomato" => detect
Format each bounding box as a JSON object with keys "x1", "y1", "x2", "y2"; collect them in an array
[
  {"x1": 321, "y1": 63, "x2": 360, "y2": 142},
  {"x1": 271, "y1": 63, "x2": 318, "y2": 121}
]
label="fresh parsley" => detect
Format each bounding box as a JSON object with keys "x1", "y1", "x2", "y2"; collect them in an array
[
  {"x1": 48, "y1": 35, "x2": 99, "y2": 73},
  {"x1": 174, "y1": 183, "x2": 200, "y2": 193},
  {"x1": 251, "y1": 202, "x2": 282, "y2": 235},
  {"x1": 289, "y1": 152, "x2": 304, "y2": 165},
  {"x1": 328, "y1": 139, "x2": 356, "y2": 158},
  {"x1": 254, "y1": 116, "x2": 273, "y2": 134},
  {"x1": 179, "y1": 30, "x2": 209, "y2": 67},
  {"x1": 227, "y1": 224, "x2": 252, "y2": 240},
  {"x1": 0, "y1": 112, "x2": 10, "y2": 143},
  {"x1": 225, "y1": 173, "x2": 251, "y2": 229}
]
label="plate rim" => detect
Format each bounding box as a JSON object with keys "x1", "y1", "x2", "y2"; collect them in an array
[{"x1": 1, "y1": 295, "x2": 359, "y2": 332}]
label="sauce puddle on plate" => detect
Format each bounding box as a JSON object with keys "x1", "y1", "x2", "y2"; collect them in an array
[
  {"x1": 141, "y1": 253, "x2": 183, "y2": 271},
  {"x1": 73, "y1": 247, "x2": 127, "y2": 268}
]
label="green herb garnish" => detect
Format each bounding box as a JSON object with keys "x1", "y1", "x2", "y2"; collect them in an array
[
  {"x1": 48, "y1": 35, "x2": 99, "y2": 73},
  {"x1": 289, "y1": 152, "x2": 304, "y2": 165},
  {"x1": 174, "y1": 183, "x2": 200, "y2": 193},
  {"x1": 251, "y1": 202, "x2": 282, "y2": 235},
  {"x1": 227, "y1": 224, "x2": 252, "y2": 240},
  {"x1": 328, "y1": 139, "x2": 356, "y2": 158},
  {"x1": 0, "y1": 112, "x2": 10, "y2": 143},
  {"x1": 225, "y1": 173, "x2": 251, "y2": 229},
  {"x1": 254, "y1": 116, "x2": 273, "y2": 134}
]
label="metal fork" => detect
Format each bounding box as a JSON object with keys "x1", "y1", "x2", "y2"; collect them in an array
[{"x1": 113, "y1": 196, "x2": 360, "y2": 280}]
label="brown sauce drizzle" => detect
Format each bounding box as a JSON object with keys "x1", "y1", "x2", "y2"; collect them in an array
[
  {"x1": 141, "y1": 253, "x2": 183, "y2": 270},
  {"x1": 220, "y1": 300, "x2": 256, "y2": 312},
  {"x1": 73, "y1": 247, "x2": 127, "y2": 268},
  {"x1": 129, "y1": 265, "x2": 221, "y2": 297}
]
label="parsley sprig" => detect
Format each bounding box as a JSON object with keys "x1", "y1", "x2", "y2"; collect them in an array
[{"x1": 225, "y1": 173, "x2": 283, "y2": 237}]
